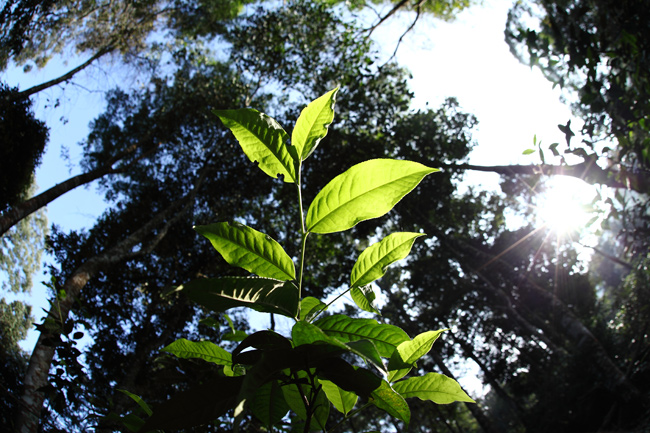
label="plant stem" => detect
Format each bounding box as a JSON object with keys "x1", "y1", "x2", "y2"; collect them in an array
[
  {"x1": 326, "y1": 402, "x2": 373, "y2": 433},
  {"x1": 312, "y1": 287, "x2": 352, "y2": 322},
  {"x1": 295, "y1": 162, "x2": 309, "y2": 304}
]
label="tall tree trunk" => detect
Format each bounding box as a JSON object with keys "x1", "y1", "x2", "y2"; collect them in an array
[
  {"x1": 0, "y1": 142, "x2": 157, "y2": 237},
  {"x1": 15, "y1": 168, "x2": 207, "y2": 433},
  {"x1": 14, "y1": 48, "x2": 113, "y2": 100}
]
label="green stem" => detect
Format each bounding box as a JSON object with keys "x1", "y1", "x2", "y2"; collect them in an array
[
  {"x1": 311, "y1": 287, "x2": 352, "y2": 322},
  {"x1": 325, "y1": 402, "x2": 373, "y2": 433},
  {"x1": 295, "y1": 161, "x2": 309, "y2": 305}
]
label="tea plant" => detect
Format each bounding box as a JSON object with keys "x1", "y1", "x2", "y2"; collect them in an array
[{"x1": 137, "y1": 88, "x2": 474, "y2": 432}]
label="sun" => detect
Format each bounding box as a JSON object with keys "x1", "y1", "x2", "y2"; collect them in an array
[{"x1": 536, "y1": 177, "x2": 595, "y2": 235}]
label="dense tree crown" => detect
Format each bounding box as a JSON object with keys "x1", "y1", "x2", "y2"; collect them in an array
[{"x1": 0, "y1": 0, "x2": 648, "y2": 432}]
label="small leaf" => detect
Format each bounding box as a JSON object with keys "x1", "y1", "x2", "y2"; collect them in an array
[
  {"x1": 316, "y1": 359, "x2": 382, "y2": 398},
  {"x1": 222, "y1": 330, "x2": 248, "y2": 342},
  {"x1": 346, "y1": 340, "x2": 385, "y2": 373},
  {"x1": 214, "y1": 108, "x2": 295, "y2": 182},
  {"x1": 300, "y1": 296, "x2": 327, "y2": 322},
  {"x1": 388, "y1": 329, "x2": 446, "y2": 382},
  {"x1": 117, "y1": 389, "x2": 152, "y2": 416},
  {"x1": 162, "y1": 338, "x2": 232, "y2": 366},
  {"x1": 549, "y1": 142, "x2": 560, "y2": 157},
  {"x1": 292, "y1": 88, "x2": 338, "y2": 161},
  {"x1": 350, "y1": 285, "x2": 380, "y2": 314},
  {"x1": 314, "y1": 314, "x2": 410, "y2": 358},
  {"x1": 393, "y1": 373, "x2": 475, "y2": 404},
  {"x1": 232, "y1": 330, "x2": 293, "y2": 359},
  {"x1": 370, "y1": 380, "x2": 410, "y2": 426},
  {"x1": 351, "y1": 232, "x2": 424, "y2": 288},
  {"x1": 306, "y1": 159, "x2": 438, "y2": 234},
  {"x1": 181, "y1": 277, "x2": 299, "y2": 318},
  {"x1": 195, "y1": 222, "x2": 295, "y2": 281},
  {"x1": 522, "y1": 148, "x2": 535, "y2": 155},
  {"x1": 395, "y1": 330, "x2": 446, "y2": 365},
  {"x1": 319, "y1": 379, "x2": 357, "y2": 415}
]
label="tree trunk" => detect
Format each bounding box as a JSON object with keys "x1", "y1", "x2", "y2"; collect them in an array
[
  {"x1": 0, "y1": 142, "x2": 154, "y2": 237},
  {"x1": 15, "y1": 167, "x2": 207, "y2": 433},
  {"x1": 15, "y1": 48, "x2": 112, "y2": 99}
]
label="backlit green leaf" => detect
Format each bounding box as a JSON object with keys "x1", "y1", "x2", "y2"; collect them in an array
[
  {"x1": 306, "y1": 159, "x2": 438, "y2": 234},
  {"x1": 370, "y1": 380, "x2": 410, "y2": 426},
  {"x1": 282, "y1": 375, "x2": 329, "y2": 430},
  {"x1": 395, "y1": 329, "x2": 446, "y2": 364},
  {"x1": 162, "y1": 338, "x2": 232, "y2": 366},
  {"x1": 300, "y1": 296, "x2": 327, "y2": 322},
  {"x1": 292, "y1": 88, "x2": 338, "y2": 161},
  {"x1": 250, "y1": 380, "x2": 289, "y2": 428},
  {"x1": 181, "y1": 277, "x2": 299, "y2": 318},
  {"x1": 195, "y1": 222, "x2": 295, "y2": 281},
  {"x1": 351, "y1": 232, "x2": 424, "y2": 288},
  {"x1": 319, "y1": 379, "x2": 357, "y2": 415},
  {"x1": 214, "y1": 108, "x2": 295, "y2": 182},
  {"x1": 117, "y1": 389, "x2": 152, "y2": 416},
  {"x1": 314, "y1": 314, "x2": 410, "y2": 358},
  {"x1": 392, "y1": 373, "x2": 475, "y2": 404},
  {"x1": 292, "y1": 321, "x2": 385, "y2": 372},
  {"x1": 350, "y1": 285, "x2": 380, "y2": 314}
]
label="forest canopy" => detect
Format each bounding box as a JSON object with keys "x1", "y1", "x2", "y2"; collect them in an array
[{"x1": 1, "y1": 0, "x2": 648, "y2": 432}]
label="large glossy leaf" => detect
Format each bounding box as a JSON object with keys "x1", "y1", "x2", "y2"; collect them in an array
[
  {"x1": 305, "y1": 159, "x2": 438, "y2": 234},
  {"x1": 162, "y1": 338, "x2": 232, "y2": 366},
  {"x1": 392, "y1": 373, "x2": 475, "y2": 404},
  {"x1": 232, "y1": 330, "x2": 292, "y2": 359},
  {"x1": 351, "y1": 232, "x2": 424, "y2": 288},
  {"x1": 370, "y1": 380, "x2": 410, "y2": 426},
  {"x1": 250, "y1": 380, "x2": 290, "y2": 427},
  {"x1": 213, "y1": 108, "x2": 296, "y2": 182},
  {"x1": 319, "y1": 379, "x2": 357, "y2": 415},
  {"x1": 195, "y1": 222, "x2": 295, "y2": 281},
  {"x1": 350, "y1": 285, "x2": 380, "y2": 314},
  {"x1": 292, "y1": 88, "x2": 338, "y2": 161},
  {"x1": 314, "y1": 314, "x2": 409, "y2": 358},
  {"x1": 181, "y1": 277, "x2": 299, "y2": 318}
]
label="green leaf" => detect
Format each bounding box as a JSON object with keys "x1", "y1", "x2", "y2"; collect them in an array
[
  {"x1": 346, "y1": 340, "x2": 384, "y2": 372},
  {"x1": 162, "y1": 338, "x2": 232, "y2": 367},
  {"x1": 282, "y1": 374, "x2": 330, "y2": 430},
  {"x1": 387, "y1": 329, "x2": 446, "y2": 382},
  {"x1": 314, "y1": 314, "x2": 410, "y2": 358},
  {"x1": 292, "y1": 321, "x2": 385, "y2": 372},
  {"x1": 181, "y1": 277, "x2": 299, "y2": 318},
  {"x1": 250, "y1": 380, "x2": 290, "y2": 428},
  {"x1": 232, "y1": 330, "x2": 293, "y2": 359},
  {"x1": 319, "y1": 379, "x2": 357, "y2": 415},
  {"x1": 395, "y1": 329, "x2": 446, "y2": 365},
  {"x1": 351, "y1": 232, "x2": 424, "y2": 288},
  {"x1": 292, "y1": 88, "x2": 338, "y2": 161},
  {"x1": 392, "y1": 373, "x2": 475, "y2": 404},
  {"x1": 195, "y1": 222, "x2": 295, "y2": 281},
  {"x1": 300, "y1": 296, "x2": 327, "y2": 322},
  {"x1": 213, "y1": 108, "x2": 296, "y2": 182},
  {"x1": 370, "y1": 380, "x2": 410, "y2": 426},
  {"x1": 522, "y1": 148, "x2": 535, "y2": 155},
  {"x1": 222, "y1": 330, "x2": 248, "y2": 342},
  {"x1": 117, "y1": 389, "x2": 153, "y2": 416},
  {"x1": 305, "y1": 159, "x2": 438, "y2": 234},
  {"x1": 316, "y1": 359, "x2": 381, "y2": 398},
  {"x1": 350, "y1": 285, "x2": 380, "y2": 314}
]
